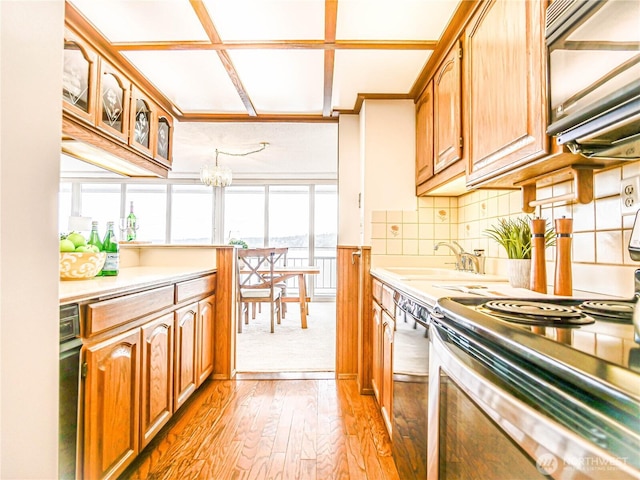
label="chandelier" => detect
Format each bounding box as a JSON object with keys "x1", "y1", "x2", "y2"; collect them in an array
[{"x1": 200, "y1": 142, "x2": 269, "y2": 187}]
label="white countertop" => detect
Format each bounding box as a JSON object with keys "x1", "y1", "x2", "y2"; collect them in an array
[
  {"x1": 59, "y1": 266, "x2": 215, "y2": 304},
  {"x1": 370, "y1": 266, "x2": 617, "y2": 307}
]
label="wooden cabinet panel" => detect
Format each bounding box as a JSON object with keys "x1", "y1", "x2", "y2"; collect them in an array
[
  {"x1": 381, "y1": 285, "x2": 395, "y2": 317},
  {"x1": 140, "y1": 313, "x2": 173, "y2": 449},
  {"x1": 86, "y1": 285, "x2": 174, "y2": 336},
  {"x1": 372, "y1": 302, "x2": 383, "y2": 403},
  {"x1": 434, "y1": 41, "x2": 462, "y2": 173},
  {"x1": 129, "y1": 86, "x2": 154, "y2": 158},
  {"x1": 62, "y1": 28, "x2": 98, "y2": 124},
  {"x1": 197, "y1": 294, "x2": 215, "y2": 386},
  {"x1": 175, "y1": 274, "x2": 217, "y2": 304},
  {"x1": 381, "y1": 311, "x2": 394, "y2": 437},
  {"x1": 83, "y1": 329, "x2": 140, "y2": 480},
  {"x1": 96, "y1": 60, "x2": 131, "y2": 143},
  {"x1": 155, "y1": 106, "x2": 173, "y2": 168},
  {"x1": 465, "y1": 0, "x2": 547, "y2": 186},
  {"x1": 174, "y1": 303, "x2": 198, "y2": 410},
  {"x1": 415, "y1": 82, "x2": 434, "y2": 186}
]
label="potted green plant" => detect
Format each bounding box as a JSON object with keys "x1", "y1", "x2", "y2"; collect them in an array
[
  {"x1": 228, "y1": 238, "x2": 248, "y2": 249},
  {"x1": 484, "y1": 216, "x2": 555, "y2": 288}
]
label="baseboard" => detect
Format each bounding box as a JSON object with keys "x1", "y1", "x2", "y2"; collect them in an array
[{"x1": 236, "y1": 371, "x2": 336, "y2": 380}]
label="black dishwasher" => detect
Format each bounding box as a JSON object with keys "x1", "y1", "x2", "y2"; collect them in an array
[{"x1": 59, "y1": 304, "x2": 82, "y2": 480}]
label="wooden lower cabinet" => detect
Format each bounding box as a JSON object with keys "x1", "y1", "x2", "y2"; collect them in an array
[
  {"x1": 381, "y1": 311, "x2": 394, "y2": 436},
  {"x1": 371, "y1": 282, "x2": 395, "y2": 438},
  {"x1": 140, "y1": 313, "x2": 174, "y2": 449},
  {"x1": 82, "y1": 328, "x2": 141, "y2": 480},
  {"x1": 372, "y1": 302, "x2": 383, "y2": 402},
  {"x1": 197, "y1": 294, "x2": 215, "y2": 387},
  {"x1": 174, "y1": 303, "x2": 198, "y2": 411},
  {"x1": 80, "y1": 275, "x2": 216, "y2": 479}
]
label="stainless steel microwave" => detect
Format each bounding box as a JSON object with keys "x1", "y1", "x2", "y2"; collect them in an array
[{"x1": 546, "y1": 0, "x2": 640, "y2": 160}]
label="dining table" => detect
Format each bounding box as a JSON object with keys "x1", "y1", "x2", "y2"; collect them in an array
[{"x1": 250, "y1": 265, "x2": 320, "y2": 328}]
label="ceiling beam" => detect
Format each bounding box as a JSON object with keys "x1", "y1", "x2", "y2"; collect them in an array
[
  {"x1": 323, "y1": 0, "x2": 338, "y2": 117},
  {"x1": 189, "y1": 0, "x2": 258, "y2": 117},
  {"x1": 112, "y1": 40, "x2": 438, "y2": 51},
  {"x1": 177, "y1": 113, "x2": 338, "y2": 123}
]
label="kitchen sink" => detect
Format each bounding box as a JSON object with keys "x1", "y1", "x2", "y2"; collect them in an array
[{"x1": 377, "y1": 266, "x2": 505, "y2": 282}]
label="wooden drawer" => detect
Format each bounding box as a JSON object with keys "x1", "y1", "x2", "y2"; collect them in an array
[
  {"x1": 86, "y1": 285, "x2": 174, "y2": 337},
  {"x1": 381, "y1": 285, "x2": 395, "y2": 317},
  {"x1": 372, "y1": 279, "x2": 383, "y2": 304},
  {"x1": 175, "y1": 274, "x2": 216, "y2": 304}
]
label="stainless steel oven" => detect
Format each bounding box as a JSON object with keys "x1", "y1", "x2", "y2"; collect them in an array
[{"x1": 428, "y1": 295, "x2": 640, "y2": 480}]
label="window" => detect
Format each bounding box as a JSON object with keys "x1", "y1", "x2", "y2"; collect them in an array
[
  {"x1": 80, "y1": 183, "x2": 121, "y2": 236},
  {"x1": 171, "y1": 185, "x2": 214, "y2": 244},
  {"x1": 125, "y1": 184, "x2": 167, "y2": 243},
  {"x1": 314, "y1": 185, "x2": 338, "y2": 295},
  {"x1": 224, "y1": 186, "x2": 265, "y2": 247},
  {"x1": 59, "y1": 182, "x2": 73, "y2": 233},
  {"x1": 269, "y1": 185, "x2": 310, "y2": 261}
]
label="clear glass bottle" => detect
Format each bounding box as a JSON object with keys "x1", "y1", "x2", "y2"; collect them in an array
[
  {"x1": 126, "y1": 201, "x2": 137, "y2": 241},
  {"x1": 101, "y1": 221, "x2": 119, "y2": 276}
]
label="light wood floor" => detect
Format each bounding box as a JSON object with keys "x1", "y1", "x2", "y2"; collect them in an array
[{"x1": 120, "y1": 375, "x2": 401, "y2": 480}]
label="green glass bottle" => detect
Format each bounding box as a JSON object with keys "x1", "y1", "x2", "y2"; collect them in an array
[
  {"x1": 101, "y1": 221, "x2": 119, "y2": 276},
  {"x1": 126, "y1": 201, "x2": 137, "y2": 241},
  {"x1": 88, "y1": 221, "x2": 104, "y2": 276}
]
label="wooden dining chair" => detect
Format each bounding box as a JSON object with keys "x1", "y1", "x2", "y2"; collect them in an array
[
  {"x1": 271, "y1": 247, "x2": 289, "y2": 317},
  {"x1": 237, "y1": 248, "x2": 283, "y2": 333}
]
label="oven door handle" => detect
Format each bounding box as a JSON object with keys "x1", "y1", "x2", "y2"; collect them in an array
[{"x1": 428, "y1": 323, "x2": 640, "y2": 479}]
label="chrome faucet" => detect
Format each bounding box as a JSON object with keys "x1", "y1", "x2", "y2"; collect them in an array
[
  {"x1": 434, "y1": 242, "x2": 485, "y2": 274},
  {"x1": 434, "y1": 241, "x2": 464, "y2": 270},
  {"x1": 460, "y1": 249, "x2": 486, "y2": 274}
]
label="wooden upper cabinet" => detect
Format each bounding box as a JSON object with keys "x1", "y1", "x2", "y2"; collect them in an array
[
  {"x1": 62, "y1": 29, "x2": 97, "y2": 123},
  {"x1": 415, "y1": 81, "x2": 434, "y2": 187},
  {"x1": 465, "y1": 0, "x2": 548, "y2": 187},
  {"x1": 155, "y1": 107, "x2": 173, "y2": 168},
  {"x1": 434, "y1": 41, "x2": 463, "y2": 174},
  {"x1": 129, "y1": 86, "x2": 155, "y2": 158},
  {"x1": 96, "y1": 60, "x2": 131, "y2": 143}
]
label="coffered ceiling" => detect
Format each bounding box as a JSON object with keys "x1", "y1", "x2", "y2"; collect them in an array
[{"x1": 63, "y1": 0, "x2": 469, "y2": 178}]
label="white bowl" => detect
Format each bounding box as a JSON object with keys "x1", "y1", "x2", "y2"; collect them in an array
[{"x1": 59, "y1": 252, "x2": 107, "y2": 280}]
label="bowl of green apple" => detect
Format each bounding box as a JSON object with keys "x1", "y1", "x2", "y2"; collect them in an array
[{"x1": 59, "y1": 232, "x2": 106, "y2": 280}]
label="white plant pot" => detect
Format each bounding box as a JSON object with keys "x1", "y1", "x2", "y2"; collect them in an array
[{"x1": 507, "y1": 258, "x2": 531, "y2": 289}]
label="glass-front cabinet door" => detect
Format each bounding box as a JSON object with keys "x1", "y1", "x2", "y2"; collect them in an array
[
  {"x1": 155, "y1": 109, "x2": 172, "y2": 167},
  {"x1": 62, "y1": 30, "x2": 97, "y2": 123},
  {"x1": 129, "y1": 87, "x2": 154, "y2": 157},
  {"x1": 96, "y1": 61, "x2": 130, "y2": 143}
]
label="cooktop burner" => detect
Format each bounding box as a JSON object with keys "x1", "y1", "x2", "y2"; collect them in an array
[
  {"x1": 478, "y1": 300, "x2": 596, "y2": 326},
  {"x1": 578, "y1": 300, "x2": 634, "y2": 322}
]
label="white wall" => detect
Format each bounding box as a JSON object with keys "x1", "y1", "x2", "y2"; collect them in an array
[
  {"x1": 1, "y1": 1, "x2": 63, "y2": 478},
  {"x1": 337, "y1": 114, "x2": 361, "y2": 245},
  {"x1": 360, "y1": 100, "x2": 417, "y2": 244}
]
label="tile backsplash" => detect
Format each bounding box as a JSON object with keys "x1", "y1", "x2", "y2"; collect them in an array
[{"x1": 371, "y1": 162, "x2": 640, "y2": 297}]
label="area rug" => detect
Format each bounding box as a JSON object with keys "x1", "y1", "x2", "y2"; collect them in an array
[{"x1": 236, "y1": 301, "x2": 336, "y2": 372}]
